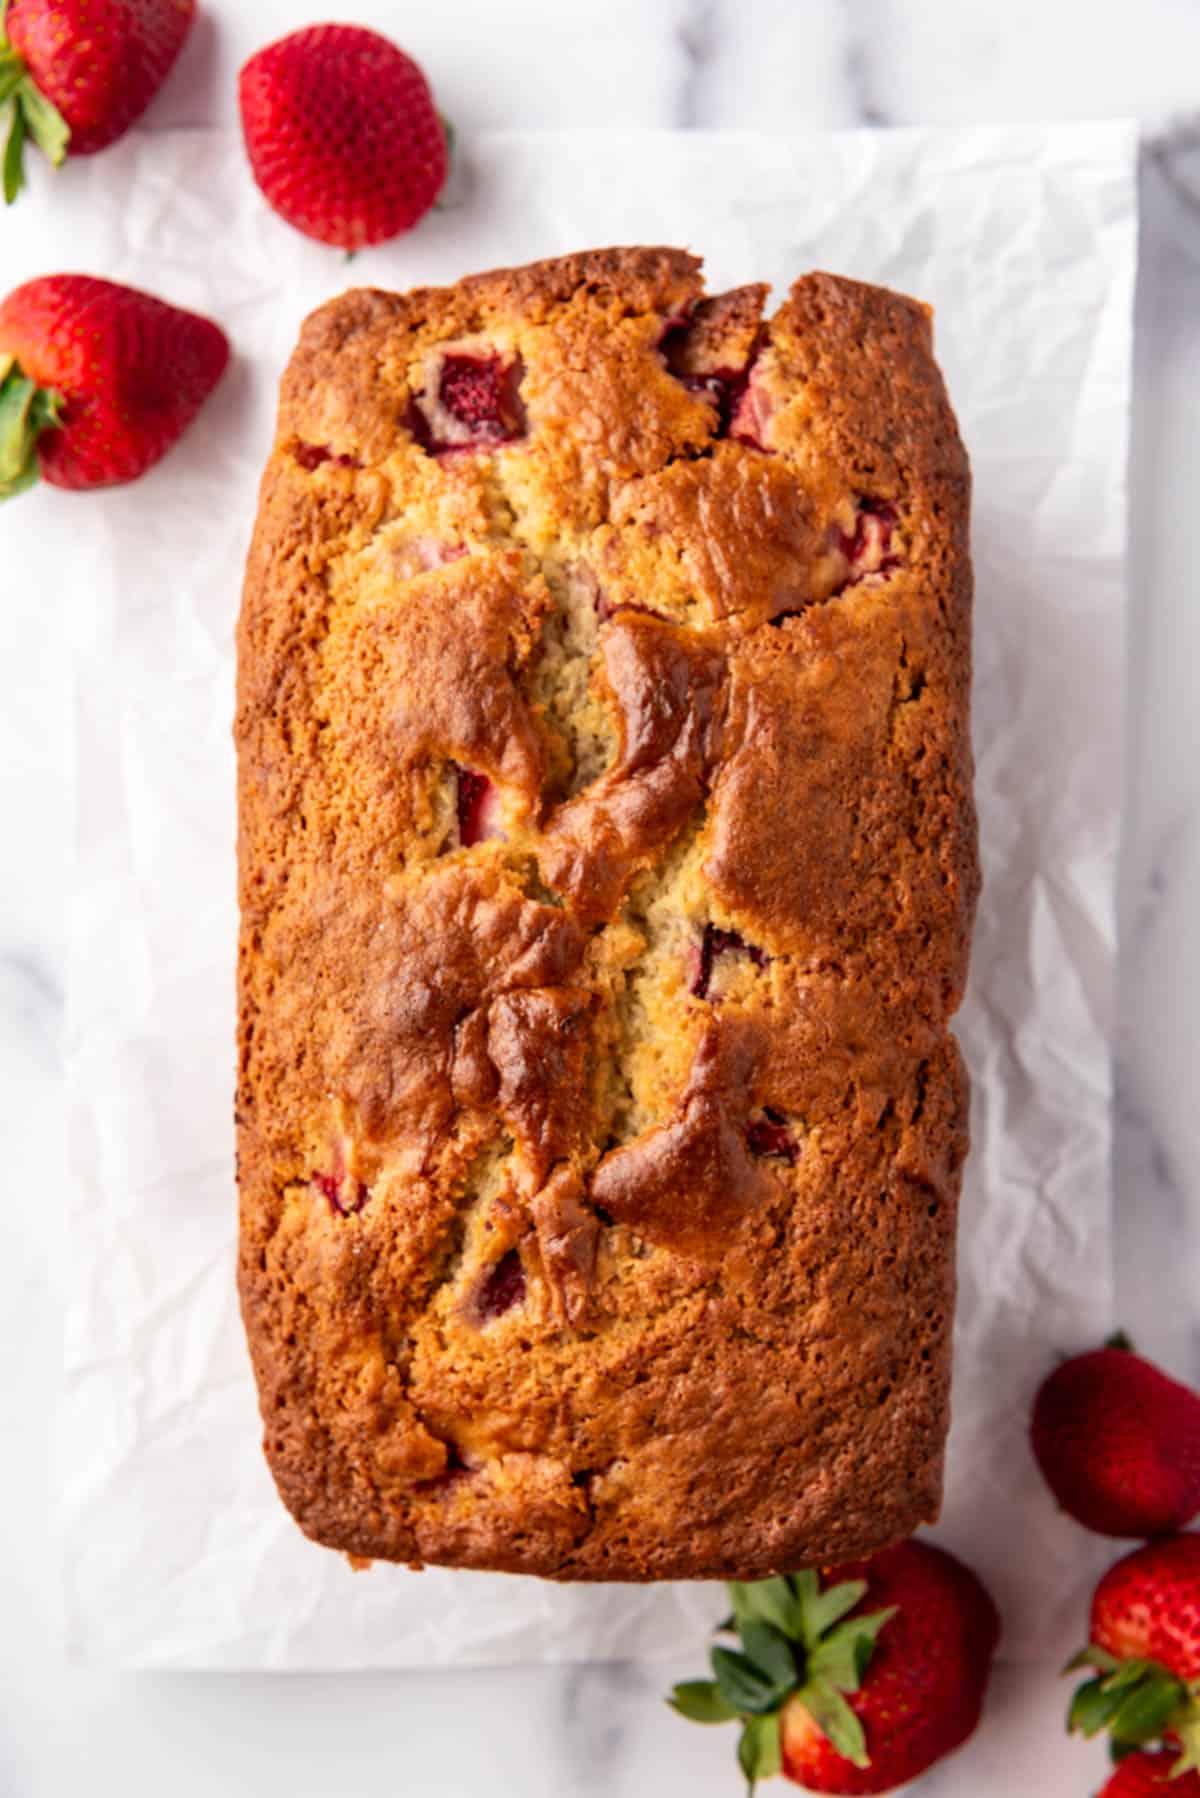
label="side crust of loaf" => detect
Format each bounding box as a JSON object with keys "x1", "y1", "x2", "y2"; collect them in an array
[{"x1": 236, "y1": 246, "x2": 977, "y2": 1580}]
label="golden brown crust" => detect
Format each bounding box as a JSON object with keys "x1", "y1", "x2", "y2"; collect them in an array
[{"x1": 236, "y1": 247, "x2": 977, "y2": 1580}]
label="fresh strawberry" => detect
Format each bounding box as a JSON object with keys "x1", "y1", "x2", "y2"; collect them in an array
[
  {"x1": 238, "y1": 24, "x2": 447, "y2": 250},
  {"x1": 0, "y1": 0, "x2": 193, "y2": 201},
  {"x1": 0, "y1": 274, "x2": 229, "y2": 497},
  {"x1": 669, "y1": 1540, "x2": 999, "y2": 1794},
  {"x1": 1098, "y1": 1750, "x2": 1200, "y2": 1798},
  {"x1": 1033, "y1": 1334, "x2": 1200, "y2": 1537},
  {"x1": 1068, "y1": 1534, "x2": 1200, "y2": 1775}
]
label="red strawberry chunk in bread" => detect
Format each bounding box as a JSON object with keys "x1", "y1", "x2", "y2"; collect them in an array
[
  {"x1": 836, "y1": 498, "x2": 899, "y2": 578},
  {"x1": 691, "y1": 923, "x2": 767, "y2": 1000},
  {"x1": 294, "y1": 441, "x2": 361, "y2": 471},
  {"x1": 727, "y1": 373, "x2": 770, "y2": 447},
  {"x1": 313, "y1": 1170, "x2": 370, "y2": 1215},
  {"x1": 658, "y1": 288, "x2": 768, "y2": 443},
  {"x1": 746, "y1": 1106, "x2": 800, "y2": 1162},
  {"x1": 770, "y1": 498, "x2": 903, "y2": 627},
  {"x1": 411, "y1": 350, "x2": 526, "y2": 454},
  {"x1": 455, "y1": 767, "x2": 504, "y2": 847},
  {"x1": 439, "y1": 355, "x2": 517, "y2": 434},
  {"x1": 660, "y1": 321, "x2": 765, "y2": 440},
  {"x1": 476, "y1": 1249, "x2": 526, "y2": 1321}
]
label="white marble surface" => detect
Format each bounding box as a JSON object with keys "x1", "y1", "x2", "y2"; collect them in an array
[{"x1": 2, "y1": 1, "x2": 1198, "y2": 1793}]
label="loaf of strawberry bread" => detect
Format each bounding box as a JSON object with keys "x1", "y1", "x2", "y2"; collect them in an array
[{"x1": 236, "y1": 247, "x2": 977, "y2": 1579}]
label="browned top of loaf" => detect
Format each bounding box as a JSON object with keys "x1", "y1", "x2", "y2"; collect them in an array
[{"x1": 236, "y1": 246, "x2": 977, "y2": 1580}]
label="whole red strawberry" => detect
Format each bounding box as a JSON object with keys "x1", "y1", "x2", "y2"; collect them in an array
[
  {"x1": 1068, "y1": 1534, "x2": 1200, "y2": 1775},
  {"x1": 0, "y1": 274, "x2": 229, "y2": 496},
  {"x1": 1, "y1": 0, "x2": 193, "y2": 200},
  {"x1": 238, "y1": 25, "x2": 447, "y2": 251},
  {"x1": 1033, "y1": 1334, "x2": 1200, "y2": 1537},
  {"x1": 1098, "y1": 1751, "x2": 1200, "y2": 1798},
  {"x1": 669, "y1": 1540, "x2": 999, "y2": 1794}
]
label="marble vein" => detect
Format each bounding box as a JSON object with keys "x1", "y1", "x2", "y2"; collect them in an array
[
  {"x1": 842, "y1": 0, "x2": 892, "y2": 126},
  {"x1": 0, "y1": 950, "x2": 63, "y2": 1074},
  {"x1": 673, "y1": 0, "x2": 718, "y2": 129},
  {"x1": 1145, "y1": 110, "x2": 1200, "y2": 223}
]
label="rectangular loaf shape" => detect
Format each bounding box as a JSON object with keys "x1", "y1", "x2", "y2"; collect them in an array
[{"x1": 236, "y1": 247, "x2": 977, "y2": 1580}]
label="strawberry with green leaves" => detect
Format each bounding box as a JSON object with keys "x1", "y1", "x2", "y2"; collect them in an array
[
  {"x1": 0, "y1": 274, "x2": 229, "y2": 498},
  {"x1": 1033, "y1": 1334, "x2": 1200, "y2": 1538},
  {"x1": 0, "y1": 0, "x2": 194, "y2": 202},
  {"x1": 669, "y1": 1540, "x2": 1000, "y2": 1794},
  {"x1": 1067, "y1": 1533, "x2": 1200, "y2": 1774}
]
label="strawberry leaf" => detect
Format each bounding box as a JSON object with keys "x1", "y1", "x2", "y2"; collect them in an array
[
  {"x1": 740, "y1": 1621, "x2": 799, "y2": 1691},
  {"x1": 1101, "y1": 1659, "x2": 1157, "y2": 1694},
  {"x1": 728, "y1": 1578, "x2": 803, "y2": 1638},
  {"x1": 1108, "y1": 1675, "x2": 1188, "y2": 1746},
  {"x1": 809, "y1": 1608, "x2": 898, "y2": 1693},
  {"x1": 796, "y1": 1676, "x2": 870, "y2": 1769},
  {"x1": 3, "y1": 96, "x2": 25, "y2": 203},
  {"x1": 788, "y1": 1570, "x2": 820, "y2": 1607},
  {"x1": 1063, "y1": 1646, "x2": 1122, "y2": 1677},
  {"x1": 0, "y1": 360, "x2": 62, "y2": 499},
  {"x1": 1170, "y1": 1708, "x2": 1200, "y2": 1778},
  {"x1": 0, "y1": 46, "x2": 26, "y2": 107},
  {"x1": 19, "y1": 77, "x2": 69, "y2": 166},
  {"x1": 1068, "y1": 1674, "x2": 1128, "y2": 1739},
  {"x1": 668, "y1": 1680, "x2": 738, "y2": 1725},
  {"x1": 711, "y1": 1647, "x2": 786, "y2": 1717},
  {"x1": 804, "y1": 1579, "x2": 870, "y2": 1641},
  {"x1": 737, "y1": 1714, "x2": 782, "y2": 1793}
]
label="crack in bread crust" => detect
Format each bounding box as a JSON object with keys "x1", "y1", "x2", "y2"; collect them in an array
[{"x1": 236, "y1": 248, "x2": 977, "y2": 1580}]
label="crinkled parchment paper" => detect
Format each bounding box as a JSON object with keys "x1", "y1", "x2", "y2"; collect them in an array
[{"x1": 8, "y1": 122, "x2": 1137, "y2": 1666}]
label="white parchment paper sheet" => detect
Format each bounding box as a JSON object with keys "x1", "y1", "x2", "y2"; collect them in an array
[{"x1": 10, "y1": 122, "x2": 1136, "y2": 1667}]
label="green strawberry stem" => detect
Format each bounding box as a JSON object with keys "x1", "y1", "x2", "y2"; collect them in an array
[
  {"x1": 668, "y1": 1570, "x2": 897, "y2": 1794},
  {"x1": 1065, "y1": 1644, "x2": 1200, "y2": 1777},
  {"x1": 0, "y1": 25, "x2": 70, "y2": 204},
  {"x1": 432, "y1": 112, "x2": 458, "y2": 213},
  {"x1": 0, "y1": 355, "x2": 63, "y2": 499}
]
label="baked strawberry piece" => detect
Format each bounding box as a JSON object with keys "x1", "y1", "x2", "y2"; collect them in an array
[
  {"x1": 835, "y1": 500, "x2": 899, "y2": 582},
  {"x1": 746, "y1": 1108, "x2": 799, "y2": 1163},
  {"x1": 659, "y1": 286, "x2": 767, "y2": 442},
  {"x1": 294, "y1": 442, "x2": 360, "y2": 472},
  {"x1": 455, "y1": 767, "x2": 504, "y2": 847},
  {"x1": 313, "y1": 1171, "x2": 370, "y2": 1216},
  {"x1": 691, "y1": 924, "x2": 767, "y2": 1001},
  {"x1": 475, "y1": 1249, "x2": 526, "y2": 1322},
  {"x1": 410, "y1": 350, "x2": 526, "y2": 455}
]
